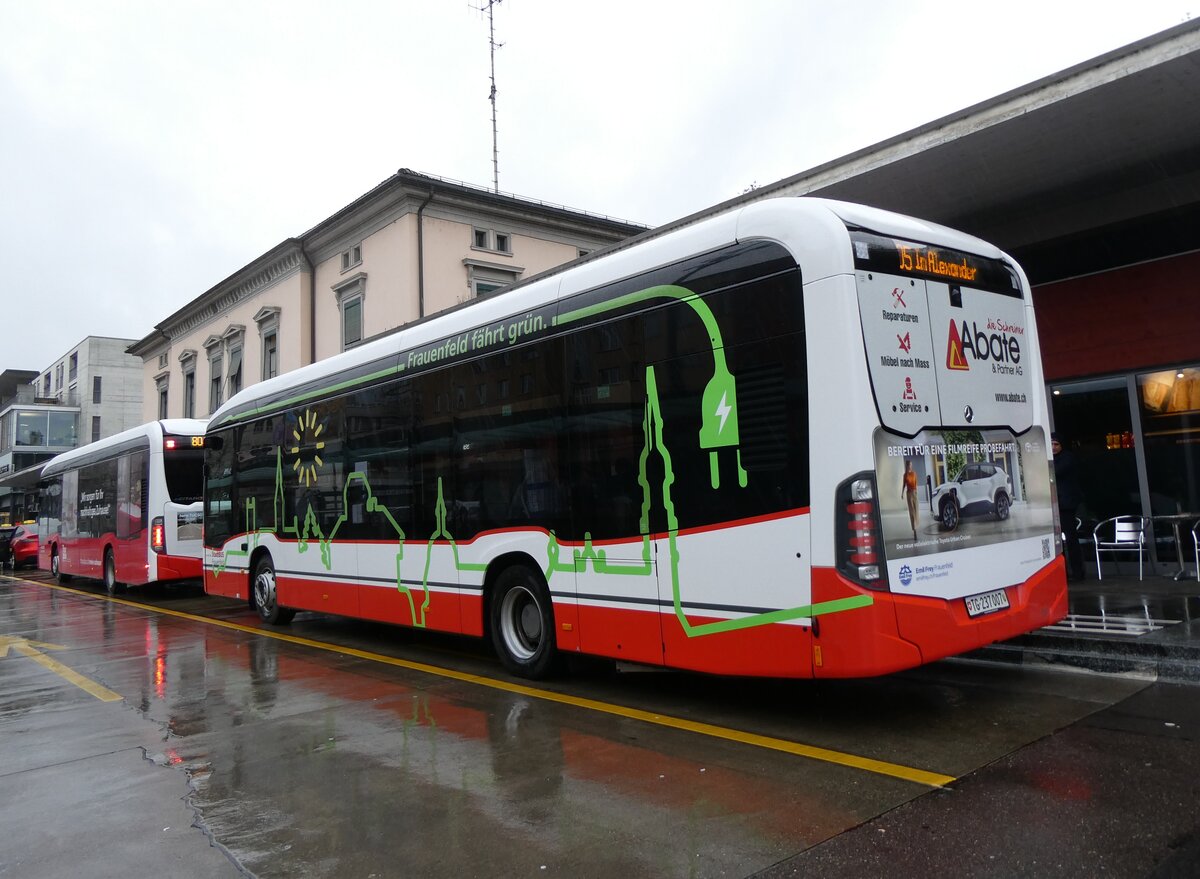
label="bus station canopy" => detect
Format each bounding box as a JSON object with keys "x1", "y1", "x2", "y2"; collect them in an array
[{"x1": 671, "y1": 19, "x2": 1200, "y2": 288}]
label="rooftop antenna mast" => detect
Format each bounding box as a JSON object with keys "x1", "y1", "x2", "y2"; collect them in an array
[{"x1": 481, "y1": 0, "x2": 503, "y2": 192}]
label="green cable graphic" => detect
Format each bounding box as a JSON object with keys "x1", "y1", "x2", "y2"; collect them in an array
[{"x1": 211, "y1": 282, "x2": 872, "y2": 636}]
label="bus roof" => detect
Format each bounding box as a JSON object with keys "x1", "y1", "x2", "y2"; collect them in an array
[
  {"x1": 207, "y1": 196, "x2": 1013, "y2": 430},
  {"x1": 41, "y1": 418, "x2": 209, "y2": 478}
]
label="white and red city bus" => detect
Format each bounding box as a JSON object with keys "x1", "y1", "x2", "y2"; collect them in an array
[
  {"x1": 39, "y1": 419, "x2": 207, "y2": 593},
  {"x1": 203, "y1": 198, "x2": 1067, "y2": 679}
]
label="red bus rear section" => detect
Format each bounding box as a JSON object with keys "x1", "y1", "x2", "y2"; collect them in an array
[{"x1": 38, "y1": 419, "x2": 207, "y2": 590}]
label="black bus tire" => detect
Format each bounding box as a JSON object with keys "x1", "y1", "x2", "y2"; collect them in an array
[
  {"x1": 52, "y1": 548, "x2": 72, "y2": 582},
  {"x1": 490, "y1": 564, "x2": 558, "y2": 679},
  {"x1": 103, "y1": 548, "x2": 121, "y2": 595},
  {"x1": 252, "y1": 555, "x2": 295, "y2": 625}
]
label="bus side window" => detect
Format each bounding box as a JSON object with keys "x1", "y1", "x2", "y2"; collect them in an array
[{"x1": 565, "y1": 315, "x2": 646, "y2": 541}]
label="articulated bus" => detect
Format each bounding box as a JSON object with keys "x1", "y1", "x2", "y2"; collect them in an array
[
  {"x1": 203, "y1": 198, "x2": 1066, "y2": 679},
  {"x1": 39, "y1": 419, "x2": 208, "y2": 593}
]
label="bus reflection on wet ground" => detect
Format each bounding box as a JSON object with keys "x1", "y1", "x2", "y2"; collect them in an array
[{"x1": 0, "y1": 572, "x2": 1152, "y2": 878}]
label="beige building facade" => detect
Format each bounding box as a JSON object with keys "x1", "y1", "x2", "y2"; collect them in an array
[{"x1": 129, "y1": 169, "x2": 645, "y2": 422}]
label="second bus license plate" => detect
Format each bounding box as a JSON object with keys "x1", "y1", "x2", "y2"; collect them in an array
[{"x1": 965, "y1": 589, "x2": 1010, "y2": 618}]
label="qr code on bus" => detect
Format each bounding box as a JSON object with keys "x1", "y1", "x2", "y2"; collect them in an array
[{"x1": 1041, "y1": 538, "x2": 1051, "y2": 560}]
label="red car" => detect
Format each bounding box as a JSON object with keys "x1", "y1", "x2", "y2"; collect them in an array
[{"x1": 9, "y1": 524, "x2": 38, "y2": 568}]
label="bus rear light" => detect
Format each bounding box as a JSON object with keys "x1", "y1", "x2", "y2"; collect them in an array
[
  {"x1": 151, "y1": 518, "x2": 165, "y2": 554},
  {"x1": 836, "y1": 473, "x2": 887, "y2": 589}
]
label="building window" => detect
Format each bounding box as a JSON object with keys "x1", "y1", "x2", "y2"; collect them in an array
[
  {"x1": 183, "y1": 369, "x2": 196, "y2": 419},
  {"x1": 463, "y1": 258, "x2": 522, "y2": 301},
  {"x1": 91, "y1": 416, "x2": 101, "y2": 443},
  {"x1": 227, "y1": 345, "x2": 243, "y2": 397},
  {"x1": 55, "y1": 364, "x2": 63, "y2": 391},
  {"x1": 158, "y1": 352, "x2": 168, "y2": 369},
  {"x1": 333, "y1": 274, "x2": 367, "y2": 351},
  {"x1": 343, "y1": 298, "x2": 362, "y2": 347},
  {"x1": 341, "y1": 243, "x2": 362, "y2": 272},
  {"x1": 42, "y1": 374, "x2": 50, "y2": 396},
  {"x1": 472, "y1": 228, "x2": 512, "y2": 254},
  {"x1": 68, "y1": 352, "x2": 78, "y2": 382},
  {"x1": 207, "y1": 325, "x2": 246, "y2": 404},
  {"x1": 177, "y1": 349, "x2": 198, "y2": 419},
  {"x1": 263, "y1": 331, "x2": 278, "y2": 380},
  {"x1": 209, "y1": 354, "x2": 223, "y2": 413},
  {"x1": 157, "y1": 380, "x2": 169, "y2": 419},
  {"x1": 50, "y1": 412, "x2": 77, "y2": 446},
  {"x1": 92, "y1": 375, "x2": 102, "y2": 404},
  {"x1": 255, "y1": 306, "x2": 282, "y2": 381}
]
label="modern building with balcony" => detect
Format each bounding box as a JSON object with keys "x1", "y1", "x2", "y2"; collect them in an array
[{"x1": 0, "y1": 337, "x2": 143, "y2": 523}]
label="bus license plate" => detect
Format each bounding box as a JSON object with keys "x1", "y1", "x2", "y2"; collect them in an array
[{"x1": 965, "y1": 589, "x2": 1010, "y2": 618}]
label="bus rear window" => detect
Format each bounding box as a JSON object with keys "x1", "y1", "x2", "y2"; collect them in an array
[{"x1": 164, "y1": 449, "x2": 204, "y2": 504}]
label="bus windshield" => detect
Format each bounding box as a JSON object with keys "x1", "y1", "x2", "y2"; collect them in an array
[{"x1": 164, "y1": 448, "x2": 204, "y2": 504}]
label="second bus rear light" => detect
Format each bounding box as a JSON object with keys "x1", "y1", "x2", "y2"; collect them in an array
[{"x1": 151, "y1": 517, "x2": 165, "y2": 554}]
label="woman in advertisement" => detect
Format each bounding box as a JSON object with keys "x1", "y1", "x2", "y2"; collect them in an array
[{"x1": 902, "y1": 458, "x2": 920, "y2": 539}]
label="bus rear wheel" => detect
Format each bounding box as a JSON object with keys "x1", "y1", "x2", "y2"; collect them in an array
[
  {"x1": 252, "y1": 556, "x2": 295, "y2": 626},
  {"x1": 490, "y1": 564, "x2": 558, "y2": 679},
  {"x1": 51, "y1": 548, "x2": 71, "y2": 582},
  {"x1": 103, "y1": 549, "x2": 121, "y2": 595}
]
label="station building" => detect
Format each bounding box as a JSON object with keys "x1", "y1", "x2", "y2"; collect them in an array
[{"x1": 648, "y1": 19, "x2": 1200, "y2": 575}]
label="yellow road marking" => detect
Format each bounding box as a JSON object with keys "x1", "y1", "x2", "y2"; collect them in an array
[
  {"x1": 0, "y1": 634, "x2": 122, "y2": 702},
  {"x1": 8, "y1": 575, "x2": 955, "y2": 788}
]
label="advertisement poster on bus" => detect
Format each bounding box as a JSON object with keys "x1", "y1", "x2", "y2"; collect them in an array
[{"x1": 873, "y1": 426, "x2": 1056, "y2": 596}]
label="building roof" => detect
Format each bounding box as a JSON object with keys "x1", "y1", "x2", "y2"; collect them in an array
[{"x1": 129, "y1": 169, "x2": 649, "y2": 357}]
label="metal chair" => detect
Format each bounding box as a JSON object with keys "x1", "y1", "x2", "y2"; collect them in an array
[{"x1": 1093, "y1": 515, "x2": 1149, "y2": 580}]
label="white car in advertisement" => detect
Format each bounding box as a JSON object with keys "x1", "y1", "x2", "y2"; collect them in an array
[{"x1": 931, "y1": 462, "x2": 1012, "y2": 532}]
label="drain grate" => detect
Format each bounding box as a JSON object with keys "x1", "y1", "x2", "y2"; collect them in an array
[{"x1": 1042, "y1": 612, "x2": 1180, "y2": 637}]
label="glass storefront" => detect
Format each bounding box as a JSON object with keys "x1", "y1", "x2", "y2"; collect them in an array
[
  {"x1": 1050, "y1": 362, "x2": 1200, "y2": 575},
  {"x1": 1138, "y1": 367, "x2": 1200, "y2": 515},
  {"x1": 13, "y1": 410, "x2": 78, "y2": 448}
]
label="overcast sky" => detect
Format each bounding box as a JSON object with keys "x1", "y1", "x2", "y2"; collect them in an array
[{"x1": 1, "y1": 0, "x2": 1195, "y2": 374}]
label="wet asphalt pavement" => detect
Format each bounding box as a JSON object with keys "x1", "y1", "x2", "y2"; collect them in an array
[{"x1": 2, "y1": 569, "x2": 1198, "y2": 877}]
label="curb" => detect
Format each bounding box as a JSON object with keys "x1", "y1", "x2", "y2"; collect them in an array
[{"x1": 966, "y1": 631, "x2": 1200, "y2": 684}]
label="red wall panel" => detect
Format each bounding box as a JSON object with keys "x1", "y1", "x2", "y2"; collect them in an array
[{"x1": 1032, "y1": 251, "x2": 1200, "y2": 382}]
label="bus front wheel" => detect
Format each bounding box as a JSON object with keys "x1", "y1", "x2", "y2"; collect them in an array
[
  {"x1": 103, "y1": 549, "x2": 121, "y2": 595},
  {"x1": 490, "y1": 564, "x2": 558, "y2": 680},
  {"x1": 252, "y1": 556, "x2": 295, "y2": 626}
]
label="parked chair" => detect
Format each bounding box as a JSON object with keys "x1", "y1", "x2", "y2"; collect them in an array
[{"x1": 1093, "y1": 515, "x2": 1149, "y2": 580}]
